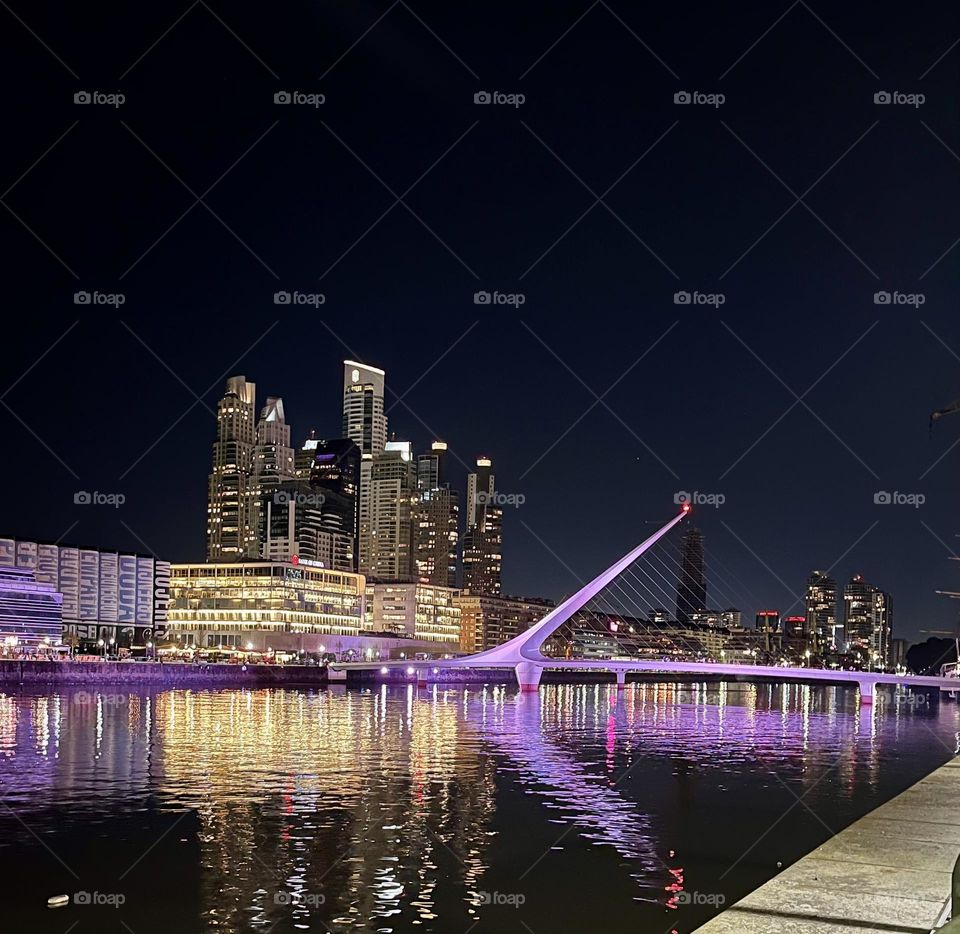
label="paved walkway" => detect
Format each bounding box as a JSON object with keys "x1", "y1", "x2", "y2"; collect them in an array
[{"x1": 696, "y1": 756, "x2": 960, "y2": 933}]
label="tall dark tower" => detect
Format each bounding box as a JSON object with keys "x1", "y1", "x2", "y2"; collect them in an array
[{"x1": 675, "y1": 526, "x2": 706, "y2": 626}]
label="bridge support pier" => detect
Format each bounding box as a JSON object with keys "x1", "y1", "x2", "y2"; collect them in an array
[
  {"x1": 615, "y1": 670, "x2": 626, "y2": 690},
  {"x1": 859, "y1": 680, "x2": 876, "y2": 705},
  {"x1": 515, "y1": 662, "x2": 542, "y2": 693}
]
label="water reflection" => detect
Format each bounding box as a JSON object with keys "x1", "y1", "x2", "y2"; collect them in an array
[{"x1": 0, "y1": 681, "x2": 956, "y2": 934}]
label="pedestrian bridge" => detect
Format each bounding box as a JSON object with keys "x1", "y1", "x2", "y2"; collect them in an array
[{"x1": 333, "y1": 507, "x2": 960, "y2": 703}]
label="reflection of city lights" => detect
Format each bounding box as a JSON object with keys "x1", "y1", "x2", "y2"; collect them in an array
[
  {"x1": 406, "y1": 667, "x2": 415, "y2": 676},
  {"x1": 380, "y1": 666, "x2": 389, "y2": 675}
]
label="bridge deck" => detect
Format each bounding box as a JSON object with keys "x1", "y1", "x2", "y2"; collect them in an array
[{"x1": 695, "y1": 756, "x2": 960, "y2": 933}]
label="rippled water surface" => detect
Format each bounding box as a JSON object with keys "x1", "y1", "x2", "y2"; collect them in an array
[{"x1": 1, "y1": 681, "x2": 957, "y2": 933}]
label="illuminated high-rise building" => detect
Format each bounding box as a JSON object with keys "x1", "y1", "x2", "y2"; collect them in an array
[
  {"x1": 675, "y1": 526, "x2": 706, "y2": 626},
  {"x1": 366, "y1": 441, "x2": 417, "y2": 582},
  {"x1": 252, "y1": 397, "x2": 295, "y2": 493},
  {"x1": 805, "y1": 570, "x2": 838, "y2": 652},
  {"x1": 342, "y1": 361, "x2": 387, "y2": 574},
  {"x1": 462, "y1": 456, "x2": 502, "y2": 595},
  {"x1": 207, "y1": 376, "x2": 258, "y2": 560},
  {"x1": 415, "y1": 442, "x2": 459, "y2": 587},
  {"x1": 844, "y1": 575, "x2": 892, "y2": 668}
]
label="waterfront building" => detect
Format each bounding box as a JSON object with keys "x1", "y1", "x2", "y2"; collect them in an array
[
  {"x1": 167, "y1": 561, "x2": 366, "y2": 650},
  {"x1": 844, "y1": 575, "x2": 892, "y2": 668},
  {"x1": 455, "y1": 593, "x2": 554, "y2": 653},
  {"x1": 675, "y1": 526, "x2": 706, "y2": 626},
  {"x1": 0, "y1": 565, "x2": 63, "y2": 651},
  {"x1": 805, "y1": 570, "x2": 838, "y2": 652},
  {"x1": 207, "y1": 376, "x2": 258, "y2": 560},
  {"x1": 462, "y1": 457, "x2": 503, "y2": 595},
  {"x1": 415, "y1": 442, "x2": 459, "y2": 587},
  {"x1": 0, "y1": 537, "x2": 170, "y2": 650},
  {"x1": 365, "y1": 581, "x2": 461, "y2": 644},
  {"x1": 342, "y1": 361, "x2": 388, "y2": 574}
]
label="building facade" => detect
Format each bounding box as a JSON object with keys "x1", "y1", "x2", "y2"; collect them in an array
[
  {"x1": 0, "y1": 537, "x2": 170, "y2": 650},
  {"x1": 455, "y1": 593, "x2": 554, "y2": 653},
  {"x1": 675, "y1": 526, "x2": 706, "y2": 626},
  {"x1": 365, "y1": 441, "x2": 417, "y2": 581},
  {"x1": 0, "y1": 565, "x2": 63, "y2": 651},
  {"x1": 805, "y1": 570, "x2": 838, "y2": 652},
  {"x1": 844, "y1": 575, "x2": 892, "y2": 668},
  {"x1": 366, "y1": 581, "x2": 461, "y2": 644},
  {"x1": 167, "y1": 560, "x2": 366, "y2": 648},
  {"x1": 462, "y1": 457, "x2": 503, "y2": 595},
  {"x1": 415, "y1": 442, "x2": 459, "y2": 587},
  {"x1": 342, "y1": 361, "x2": 388, "y2": 575},
  {"x1": 207, "y1": 375, "x2": 258, "y2": 560}
]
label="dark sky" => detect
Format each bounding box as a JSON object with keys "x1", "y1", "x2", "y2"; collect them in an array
[{"x1": 1, "y1": 1, "x2": 959, "y2": 643}]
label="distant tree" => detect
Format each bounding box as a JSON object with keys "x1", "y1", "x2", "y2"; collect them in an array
[{"x1": 906, "y1": 636, "x2": 956, "y2": 674}]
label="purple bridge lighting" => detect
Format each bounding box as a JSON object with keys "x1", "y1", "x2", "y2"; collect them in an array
[{"x1": 333, "y1": 506, "x2": 960, "y2": 703}]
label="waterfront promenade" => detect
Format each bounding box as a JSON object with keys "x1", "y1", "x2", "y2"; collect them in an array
[
  {"x1": 696, "y1": 755, "x2": 960, "y2": 933},
  {"x1": 0, "y1": 659, "x2": 329, "y2": 687}
]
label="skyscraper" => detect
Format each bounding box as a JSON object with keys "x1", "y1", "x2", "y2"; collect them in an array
[
  {"x1": 207, "y1": 376, "x2": 257, "y2": 560},
  {"x1": 675, "y1": 526, "x2": 706, "y2": 626},
  {"x1": 844, "y1": 575, "x2": 893, "y2": 668},
  {"x1": 342, "y1": 361, "x2": 387, "y2": 574},
  {"x1": 415, "y1": 441, "x2": 460, "y2": 587},
  {"x1": 252, "y1": 397, "x2": 295, "y2": 494},
  {"x1": 366, "y1": 441, "x2": 417, "y2": 581},
  {"x1": 308, "y1": 438, "x2": 361, "y2": 571},
  {"x1": 462, "y1": 456, "x2": 503, "y2": 595},
  {"x1": 805, "y1": 570, "x2": 838, "y2": 652}
]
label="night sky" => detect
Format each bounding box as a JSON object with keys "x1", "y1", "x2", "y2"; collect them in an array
[{"x1": 2, "y1": 1, "x2": 959, "y2": 643}]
